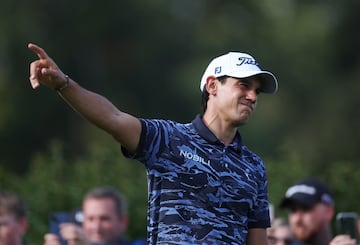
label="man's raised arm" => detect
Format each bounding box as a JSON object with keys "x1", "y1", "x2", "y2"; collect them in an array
[{"x1": 28, "y1": 43, "x2": 141, "y2": 153}]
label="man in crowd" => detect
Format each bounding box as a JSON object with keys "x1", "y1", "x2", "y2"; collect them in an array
[
  {"x1": 44, "y1": 186, "x2": 145, "y2": 245},
  {"x1": 29, "y1": 43, "x2": 279, "y2": 244},
  {"x1": 0, "y1": 191, "x2": 28, "y2": 245},
  {"x1": 280, "y1": 178, "x2": 356, "y2": 245},
  {"x1": 267, "y1": 218, "x2": 296, "y2": 245}
]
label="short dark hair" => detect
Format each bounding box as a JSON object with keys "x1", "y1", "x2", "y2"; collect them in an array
[
  {"x1": 84, "y1": 186, "x2": 127, "y2": 216},
  {"x1": 0, "y1": 191, "x2": 27, "y2": 220},
  {"x1": 201, "y1": 76, "x2": 228, "y2": 113}
]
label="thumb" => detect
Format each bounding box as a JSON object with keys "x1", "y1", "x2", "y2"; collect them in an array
[{"x1": 41, "y1": 67, "x2": 64, "y2": 82}]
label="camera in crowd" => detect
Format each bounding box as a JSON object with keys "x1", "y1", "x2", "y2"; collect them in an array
[
  {"x1": 336, "y1": 211, "x2": 359, "y2": 242},
  {"x1": 49, "y1": 209, "x2": 83, "y2": 245}
]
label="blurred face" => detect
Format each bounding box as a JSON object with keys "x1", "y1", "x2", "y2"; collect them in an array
[
  {"x1": 267, "y1": 225, "x2": 294, "y2": 245},
  {"x1": 82, "y1": 198, "x2": 128, "y2": 244},
  {"x1": 209, "y1": 76, "x2": 260, "y2": 126},
  {"x1": 288, "y1": 203, "x2": 333, "y2": 242},
  {"x1": 0, "y1": 213, "x2": 27, "y2": 245}
]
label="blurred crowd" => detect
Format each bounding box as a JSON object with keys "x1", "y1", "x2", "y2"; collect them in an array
[
  {"x1": 2, "y1": 177, "x2": 358, "y2": 245},
  {"x1": 267, "y1": 178, "x2": 358, "y2": 245},
  {"x1": 0, "y1": 187, "x2": 145, "y2": 245}
]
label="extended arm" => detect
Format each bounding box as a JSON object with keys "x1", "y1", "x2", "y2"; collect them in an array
[
  {"x1": 247, "y1": 228, "x2": 268, "y2": 245},
  {"x1": 28, "y1": 43, "x2": 141, "y2": 153}
]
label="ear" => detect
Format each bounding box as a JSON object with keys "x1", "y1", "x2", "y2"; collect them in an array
[
  {"x1": 18, "y1": 218, "x2": 28, "y2": 236},
  {"x1": 119, "y1": 215, "x2": 129, "y2": 233},
  {"x1": 325, "y1": 206, "x2": 334, "y2": 222},
  {"x1": 205, "y1": 76, "x2": 218, "y2": 95}
]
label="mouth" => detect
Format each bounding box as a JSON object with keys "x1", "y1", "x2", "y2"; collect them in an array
[{"x1": 240, "y1": 102, "x2": 254, "y2": 112}]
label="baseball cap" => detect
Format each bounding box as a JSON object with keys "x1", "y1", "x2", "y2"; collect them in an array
[
  {"x1": 200, "y1": 52, "x2": 278, "y2": 93},
  {"x1": 280, "y1": 178, "x2": 334, "y2": 209}
]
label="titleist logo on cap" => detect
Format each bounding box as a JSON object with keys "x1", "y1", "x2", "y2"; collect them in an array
[
  {"x1": 237, "y1": 57, "x2": 259, "y2": 66},
  {"x1": 214, "y1": 57, "x2": 260, "y2": 75}
]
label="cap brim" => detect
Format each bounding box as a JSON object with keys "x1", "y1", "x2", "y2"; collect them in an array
[
  {"x1": 280, "y1": 196, "x2": 317, "y2": 209},
  {"x1": 228, "y1": 70, "x2": 278, "y2": 94}
]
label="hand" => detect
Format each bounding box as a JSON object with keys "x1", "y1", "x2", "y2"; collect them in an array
[
  {"x1": 330, "y1": 234, "x2": 357, "y2": 245},
  {"x1": 44, "y1": 233, "x2": 62, "y2": 245},
  {"x1": 28, "y1": 43, "x2": 68, "y2": 90},
  {"x1": 59, "y1": 223, "x2": 91, "y2": 245}
]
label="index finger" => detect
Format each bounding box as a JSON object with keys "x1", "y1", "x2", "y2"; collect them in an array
[{"x1": 28, "y1": 43, "x2": 49, "y2": 60}]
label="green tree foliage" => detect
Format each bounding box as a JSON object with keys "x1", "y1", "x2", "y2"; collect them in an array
[{"x1": 0, "y1": 140, "x2": 147, "y2": 244}]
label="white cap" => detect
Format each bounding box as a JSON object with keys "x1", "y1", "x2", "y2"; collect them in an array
[{"x1": 200, "y1": 52, "x2": 278, "y2": 93}]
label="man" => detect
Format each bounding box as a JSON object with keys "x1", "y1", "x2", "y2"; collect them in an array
[
  {"x1": 44, "y1": 186, "x2": 145, "y2": 245},
  {"x1": 267, "y1": 218, "x2": 296, "y2": 245},
  {"x1": 280, "y1": 178, "x2": 356, "y2": 245},
  {"x1": 0, "y1": 191, "x2": 28, "y2": 245},
  {"x1": 29, "y1": 43, "x2": 279, "y2": 244}
]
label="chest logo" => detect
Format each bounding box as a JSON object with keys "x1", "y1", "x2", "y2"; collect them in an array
[{"x1": 180, "y1": 150, "x2": 210, "y2": 165}]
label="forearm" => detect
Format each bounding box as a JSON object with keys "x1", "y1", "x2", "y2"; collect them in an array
[
  {"x1": 58, "y1": 78, "x2": 118, "y2": 130},
  {"x1": 28, "y1": 43, "x2": 141, "y2": 152},
  {"x1": 57, "y1": 78, "x2": 140, "y2": 152},
  {"x1": 247, "y1": 228, "x2": 268, "y2": 245}
]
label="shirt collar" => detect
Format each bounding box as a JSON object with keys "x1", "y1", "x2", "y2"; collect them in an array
[{"x1": 191, "y1": 114, "x2": 242, "y2": 153}]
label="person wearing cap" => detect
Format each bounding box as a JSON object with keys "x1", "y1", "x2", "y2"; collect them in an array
[
  {"x1": 280, "y1": 178, "x2": 356, "y2": 245},
  {"x1": 28, "y1": 43, "x2": 278, "y2": 244}
]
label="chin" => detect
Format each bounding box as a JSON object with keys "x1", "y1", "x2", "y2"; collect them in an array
[
  {"x1": 234, "y1": 117, "x2": 249, "y2": 127},
  {"x1": 90, "y1": 237, "x2": 105, "y2": 243}
]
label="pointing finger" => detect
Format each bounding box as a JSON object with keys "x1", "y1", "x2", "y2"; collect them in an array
[{"x1": 28, "y1": 43, "x2": 49, "y2": 60}]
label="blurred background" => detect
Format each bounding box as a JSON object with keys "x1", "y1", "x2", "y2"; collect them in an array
[{"x1": 1, "y1": 0, "x2": 359, "y2": 243}]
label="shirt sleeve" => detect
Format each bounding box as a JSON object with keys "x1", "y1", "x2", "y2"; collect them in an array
[
  {"x1": 247, "y1": 160, "x2": 271, "y2": 229},
  {"x1": 121, "y1": 119, "x2": 170, "y2": 168}
]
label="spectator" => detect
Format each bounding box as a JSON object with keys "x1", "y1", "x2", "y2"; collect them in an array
[
  {"x1": 280, "y1": 178, "x2": 356, "y2": 245},
  {"x1": 267, "y1": 218, "x2": 297, "y2": 245},
  {"x1": 0, "y1": 191, "x2": 28, "y2": 245},
  {"x1": 44, "y1": 186, "x2": 145, "y2": 245}
]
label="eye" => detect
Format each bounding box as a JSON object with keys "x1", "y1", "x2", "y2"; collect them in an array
[{"x1": 238, "y1": 81, "x2": 249, "y2": 88}]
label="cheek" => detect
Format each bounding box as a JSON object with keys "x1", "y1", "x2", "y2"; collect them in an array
[
  {"x1": 83, "y1": 221, "x2": 96, "y2": 232},
  {"x1": 0, "y1": 226, "x2": 18, "y2": 240},
  {"x1": 288, "y1": 215, "x2": 297, "y2": 226},
  {"x1": 96, "y1": 220, "x2": 115, "y2": 231},
  {"x1": 302, "y1": 214, "x2": 315, "y2": 225}
]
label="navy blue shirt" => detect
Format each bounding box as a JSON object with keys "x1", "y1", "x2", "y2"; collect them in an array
[
  {"x1": 123, "y1": 115, "x2": 270, "y2": 244},
  {"x1": 93, "y1": 240, "x2": 146, "y2": 245}
]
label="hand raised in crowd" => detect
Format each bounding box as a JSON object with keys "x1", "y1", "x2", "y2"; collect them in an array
[
  {"x1": 329, "y1": 234, "x2": 357, "y2": 245},
  {"x1": 28, "y1": 43, "x2": 68, "y2": 91},
  {"x1": 44, "y1": 234, "x2": 62, "y2": 245},
  {"x1": 44, "y1": 223, "x2": 91, "y2": 245}
]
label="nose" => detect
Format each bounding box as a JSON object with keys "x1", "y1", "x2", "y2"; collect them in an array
[{"x1": 245, "y1": 89, "x2": 257, "y2": 102}]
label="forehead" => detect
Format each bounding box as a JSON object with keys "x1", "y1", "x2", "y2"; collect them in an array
[
  {"x1": 83, "y1": 198, "x2": 117, "y2": 215},
  {"x1": 230, "y1": 76, "x2": 261, "y2": 87},
  {"x1": 289, "y1": 202, "x2": 327, "y2": 213},
  {"x1": 241, "y1": 76, "x2": 261, "y2": 84},
  {"x1": 273, "y1": 225, "x2": 292, "y2": 236}
]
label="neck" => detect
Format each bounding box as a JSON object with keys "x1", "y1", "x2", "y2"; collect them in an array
[{"x1": 202, "y1": 112, "x2": 237, "y2": 145}]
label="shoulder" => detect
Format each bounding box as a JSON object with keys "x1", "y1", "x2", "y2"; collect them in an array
[{"x1": 140, "y1": 118, "x2": 191, "y2": 133}]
